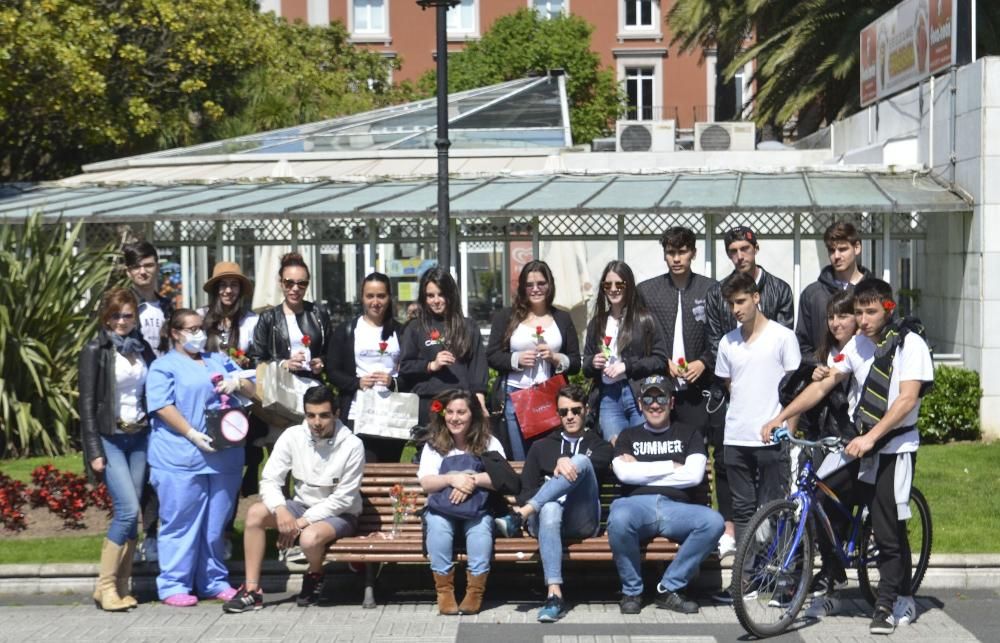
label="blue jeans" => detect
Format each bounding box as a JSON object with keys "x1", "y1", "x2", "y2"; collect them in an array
[
  {"x1": 525, "y1": 454, "x2": 601, "y2": 586},
  {"x1": 599, "y1": 380, "x2": 643, "y2": 442},
  {"x1": 607, "y1": 494, "x2": 725, "y2": 596},
  {"x1": 504, "y1": 383, "x2": 528, "y2": 461},
  {"x1": 100, "y1": 433, "x2": 148, "y2": 545},
  {"x1": 424, "y1": 511, "x2": 494, "y2": 576}
]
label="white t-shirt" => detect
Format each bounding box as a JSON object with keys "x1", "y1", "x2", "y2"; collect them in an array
[
  {"x1": 138, "y1": 299, "x2": 166, "y2": 356},
  {"x1": 672, "y1": 290, "x2": 687, "y2": 391},
  {"x1": 285, "y1": 313, "x2": 309, "y2": 362},
  {"x1": 716, "y1": 320, "x2": 801, "y2": 446},
  {"x1": 827, "y1": 347, "x2": 861, "y2": 419},
  {"x1": 601, "y1": 316, "x2": 625, "y2": 385},
  {"x1": 417, "y1": 436, "x2": 505, "y2": 480},
  {"x1": 196, "y1": 307, "x2": 260, "y2": 354},
  {"x1": 353, "y1": 318, "x2": 400, "y2": 379},
  {"x1": 509, "y1": 322, "x2": 563, "y2": 389},
  {"x1": 114, "y1": 352, "x2": 148, "y2": 426},
  {"x1": 832, "y1": 332, "x2": 934, "y2": 454}
]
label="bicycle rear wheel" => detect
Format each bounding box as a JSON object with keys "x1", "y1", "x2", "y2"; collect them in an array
[
  {"x1": 858, "y1": 486, "x2": 933, "y2": 606},
  {"x1": 732, "y1": 499, "x2": 814, "y2": 638}
]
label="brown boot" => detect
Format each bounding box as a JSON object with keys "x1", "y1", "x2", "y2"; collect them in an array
[
  {"x1": 117, "y1": 539, "x2": 138, "y2": 608},
  {"x1": 458, "y1": 570, "x2": 488, "y2": 615},
  {"x1": 432, "y1": 569, "x2": 459, "y2": 615},
  {"x1": 94, "y1": 539, "x2": 131, "y2": 612}
]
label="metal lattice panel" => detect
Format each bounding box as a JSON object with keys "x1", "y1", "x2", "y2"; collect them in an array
[
  {"x1": 221, "y1": 219, "x2": 293, "y2": 243},
  {"x1": 301, "y1": 219, "x2": 369, "y2": 242},
  {"x1": 379, "y1": 217, "x2": 436, "y2": 243},
  {"x1": 458, "y1": 216, "x2": 535, "y2": 240},
  {"x1": 714, "y1": 212, "x2": 797, "y2": 236},
  {"x1": 538, "y1": 214, "x2": 617, "y2": 238},
  {"x1": 892, "y1": 212, "x2": 927, "y2": 236},
  {"x1": 81, "y1": 223, "x2": 136, "y2": 248},
  {"x1": 624, "y1": 213, "x2": 707, "y2": 237}
]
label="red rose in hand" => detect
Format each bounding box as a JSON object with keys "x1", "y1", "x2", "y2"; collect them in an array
[
  {"x1": 430, "y1": 399, "x2": 444, "y2": 415},
  {"x1": 677, "y1": 357, "x2": 687, "y2": 370},
  {"x1": 603, "y1": 335, "x2": 612, "y2": 347},
  {"x1": 378, "y1": 341, "x2": 389, "y2": 355},
  {"x1": 302, "y1": 335, "x2": 312, "y2": 347},
  {"x1": 833, "y1": 353, "x2": 846, "y2": 363},
  {"x1": 882, "y1": 300, "x2": 896, "y2": 312}
]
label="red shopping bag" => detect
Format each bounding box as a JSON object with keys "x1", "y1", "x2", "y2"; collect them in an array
[{"x1": 508, "y1": 374, "x2": 567, "y2": 440}]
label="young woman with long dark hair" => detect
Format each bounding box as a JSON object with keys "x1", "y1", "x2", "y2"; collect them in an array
[
  {"x1": 485, "y1": 260, "x2": 581, "y2": 460},
  {"x1": 326, "y1": 272, "x2": 404, "y2": 462},
  {"x1": 582, "y1": 260, "x2": 668, "y2": 443},
  {"x1": 399, "y1": 267, "x2": 487, "y2": 425}
]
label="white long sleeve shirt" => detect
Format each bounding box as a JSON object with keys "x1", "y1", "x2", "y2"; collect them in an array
[{"x1": 259, "y1": 420, "x2": 365, "y2": 523}]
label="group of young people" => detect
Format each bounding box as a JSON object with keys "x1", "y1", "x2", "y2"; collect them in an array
[{"x1": 79, "y1": 221, "x2": 933, "y2": 636}]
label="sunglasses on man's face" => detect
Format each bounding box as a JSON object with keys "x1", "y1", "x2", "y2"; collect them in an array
[
  {"x1": 557, "y1": 406, "x2": 584, "y2": 417},
  {"x1": 641, "y1": 395, "x2": 670, "y2": 407},
  {"x1": 282, "y1": 279, "x2": 309, "y2": 290}
]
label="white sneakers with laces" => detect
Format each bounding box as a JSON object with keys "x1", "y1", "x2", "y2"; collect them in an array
[
  {"x1": 805, "y1": 595, "x2": 842, "y2": 618},
  {"x1": 717, "y1": 532, "x2": 736, "y2": 559}
]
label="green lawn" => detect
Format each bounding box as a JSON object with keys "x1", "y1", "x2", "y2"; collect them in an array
[{"x1": 1, "y1": 442, "x2": 997, "y2": 563}]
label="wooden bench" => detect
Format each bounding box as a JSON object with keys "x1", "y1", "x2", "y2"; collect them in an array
[{"x1": 325, "y1": 462, "x2": 714, "y2": 608}]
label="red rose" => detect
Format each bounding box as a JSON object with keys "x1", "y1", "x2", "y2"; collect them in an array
[
  {"x1": 883, "y1": 300, "x2": 896, "y2": 312},
  {"x1": 430, "y1": 399, "x2": 444, "y2": 414},
  {"x1": 603, "y1": 335, "x2": 612, "y2": 347},
  {"x1": 536, "y1": 326, "x2": 544, "y2": 335},
  {"x1": 677, "y1": 357, "x2": 687, "y2": 368},
  {"x1": 378, "y1": 341, "x2": 389, "y2": 354},
  {"x1": 302, "y1": 335, "x2": 312, "y2": 347},
  {"x1": 833, "y1": 353, "x2": 846, "y2": 363}
]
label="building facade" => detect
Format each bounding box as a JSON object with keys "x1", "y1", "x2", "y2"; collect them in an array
[{"x1": 262, "y1": 0, "x2": 749, "y2": 128}]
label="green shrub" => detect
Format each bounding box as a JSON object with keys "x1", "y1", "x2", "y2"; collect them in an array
[
  {"x1": 917, "y1": 366, "x2": 982, "y2": 444},
  {"x1": 0, "y1": 214, "x2": 119, "y2": 457}
]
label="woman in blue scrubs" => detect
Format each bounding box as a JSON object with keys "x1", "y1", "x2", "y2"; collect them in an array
[{"x1": 145, "y1": 308, "x2": 255, "y2": 607}]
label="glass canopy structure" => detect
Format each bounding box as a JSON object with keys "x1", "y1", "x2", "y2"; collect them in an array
[{"x1": 86, "y1": 76, "x2": 571, "y2": 168}]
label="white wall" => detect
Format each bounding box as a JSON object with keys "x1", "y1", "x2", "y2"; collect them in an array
[{"x1": 832, "y1": 57, "x2": 1000, "y2": 439}]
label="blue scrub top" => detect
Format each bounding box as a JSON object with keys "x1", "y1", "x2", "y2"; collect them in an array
[{"x1": 146, "y1": 349, "x2": 245, "y2": 475}]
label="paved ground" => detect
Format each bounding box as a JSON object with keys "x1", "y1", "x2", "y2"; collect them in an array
[{"x1": 1, "y1": 577, "x2": 995, "y2": 642}]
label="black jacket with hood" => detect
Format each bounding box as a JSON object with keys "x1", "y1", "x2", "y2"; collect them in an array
[
  {"x1": 516, "y1": 428, "x2": 613, "y2": 506},
  {"x1": 795, "y1": 265, "x2": 871, "y2": 366}
]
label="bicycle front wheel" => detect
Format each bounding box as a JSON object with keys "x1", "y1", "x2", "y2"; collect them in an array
[
  {"x1": 858, "y1": 486, "x2": 933, "y2": 606},
  {"x1": 732, "y1": 499, "x2": 814, "y2": 638}
]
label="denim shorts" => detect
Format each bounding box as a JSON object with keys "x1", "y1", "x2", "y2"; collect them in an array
[{"x1": 285, "y1": 500, "x2": 358, "y2": 536}]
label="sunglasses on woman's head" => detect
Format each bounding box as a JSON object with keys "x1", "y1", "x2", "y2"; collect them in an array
[
  {"x1": 557, "y1": 406, "x2": 584, "y2": 417},
  {"x1": 282, "y1": 279, "x2": 309, "y2": 290}
]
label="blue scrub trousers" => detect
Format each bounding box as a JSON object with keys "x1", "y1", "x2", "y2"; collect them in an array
[{"x1": 150, "y1": 467, "x2": 240, "y2": 599}]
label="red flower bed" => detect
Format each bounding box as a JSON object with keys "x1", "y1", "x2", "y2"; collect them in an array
[
  {"x1": 25, "y1": 465, "x2": 112, "y2": 530},
  {"x1": 0, "y1": 472, "x2": 28, "y2": 531}
]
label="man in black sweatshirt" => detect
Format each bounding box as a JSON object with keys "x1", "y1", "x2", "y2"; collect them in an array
[{"x1": 496, "y1": 384, "x2": 613, "y2": 623}]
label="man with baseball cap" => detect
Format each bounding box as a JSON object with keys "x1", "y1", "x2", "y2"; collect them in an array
[{"x1": 607, "y1": 375, "x2": 724, "y2": 615}]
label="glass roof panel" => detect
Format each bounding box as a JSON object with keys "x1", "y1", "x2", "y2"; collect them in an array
[
  {"x1": 662, "y1": 175, "x2": 738, "y2": 209},
  {"x1": 450, "y1": 178, "x2": 549, "y2": 211},
  {"x1": 738, "y1": 175, "x2": 812, "y2": 209},
  {"x1": 870, "y1": 174, "x2": 964, "y2": 210},
  {"x1": 292, "y1": 183, "x2": 430, "y2": 214},
  {"x1": 508, "y1": 177, "x2": 613, "y2": 210},
  {"x1": 227, "y1": 184, "x2": 365, "y2": 214},
  {"x1": 808, "y1": 174, "x2": 889, "y2": 210},
  {"x1": 583, "y1": 176, "x2": 672, "y2": 210}
]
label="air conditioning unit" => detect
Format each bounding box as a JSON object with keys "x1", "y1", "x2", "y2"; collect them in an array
[
  {"x1": 694, "y1": 121, "x2": 756, "y2": 151},
  {"x1": 616, "y1": 120, "x2": 676, "y2": 152}
]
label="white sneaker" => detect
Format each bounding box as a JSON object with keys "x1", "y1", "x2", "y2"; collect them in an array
[
  {"x1": 718, "y1": 533, "x2": 736, "y2": 559},
  {"x1": 139, "y1": 537, "x2": 158, "y2": 563},
  {"x1": 805, "y1": 595, "x2": 842, "y2": 618},
  {"x1": 282, "y1": 545, "x2": 307, "y2": 564},
  {"x1": 892, "y1": 595, "x2": 917, "y2": 625}
]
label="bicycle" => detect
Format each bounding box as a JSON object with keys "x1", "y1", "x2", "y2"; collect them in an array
[{"x1": 730, "y1": 429, "x2": 933, "y2": 638}]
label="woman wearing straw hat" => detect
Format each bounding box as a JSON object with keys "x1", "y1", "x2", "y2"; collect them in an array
[{"x1": 199, "y1": 262, "x2": 265, "y2": 559}]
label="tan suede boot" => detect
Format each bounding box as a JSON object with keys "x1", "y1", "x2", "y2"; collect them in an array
[
  {"x1": 458, "y1": 570, "x2": 488, "y2": 615},
  {"x1": 117, "y1": 539, "x2": 138, "y2": 608},
  {"x1": 432, "y1": 569, "x2": 459, "y2": 615},
  {"x1": 94, "y1": 539, "x2": 131, "y2": 611}
]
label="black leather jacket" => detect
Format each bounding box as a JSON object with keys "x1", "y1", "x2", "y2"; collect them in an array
[
  {"x1": 249, "y1": 301, "x2": 332, "y2": 377},
  {"x1": 78, "y1": 329, "x2": 156, "y2": 472}
]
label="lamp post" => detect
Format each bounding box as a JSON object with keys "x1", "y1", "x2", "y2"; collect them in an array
[{"x1": 417, "y1": 0, "x2": 460, "y2": 272}]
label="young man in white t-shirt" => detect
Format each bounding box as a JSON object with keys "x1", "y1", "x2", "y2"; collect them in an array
[
  {"x1": 762, "y1": 278, "x2": 934, "y2": 635},
  {"x1": 714, "y1": 272, "x2": 800, "y2": 602}
]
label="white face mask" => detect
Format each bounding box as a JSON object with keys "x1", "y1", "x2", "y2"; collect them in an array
[{"x1": 181, "y1": 330, "x2": 207, "y2": 353}]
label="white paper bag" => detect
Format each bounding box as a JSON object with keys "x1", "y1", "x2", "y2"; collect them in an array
[{"x1": 352, "y1": 388, "x2": 419, "y2": 440}]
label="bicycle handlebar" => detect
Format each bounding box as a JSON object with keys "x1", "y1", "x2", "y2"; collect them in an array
[{"x1": 771, "y1": 428, "x2": 846, "y2": 451}]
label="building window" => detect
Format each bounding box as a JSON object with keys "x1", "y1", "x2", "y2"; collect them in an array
[
  {"x1": 447, "y1": 0, "x2": 478, "y2": 37},
  {"x1": 618, "y1": 0, "x2": 661, "y2": 39},
  {"x1": 307, "y1": 0, "x2": 330, "y2": 26},
  {"x1": 352, "y1": 0, "x2": 388, "y2": 36},
  {"x1": 531, "y1": 0, "x2": 566, "y2": 20},
  {"x1": 625, "y1": 67, "x2": 655, "y2": 120}
]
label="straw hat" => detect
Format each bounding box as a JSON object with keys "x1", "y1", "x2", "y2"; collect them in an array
[{"x1": 203, "y1": 261, "x2": 254, "y2": 297}]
